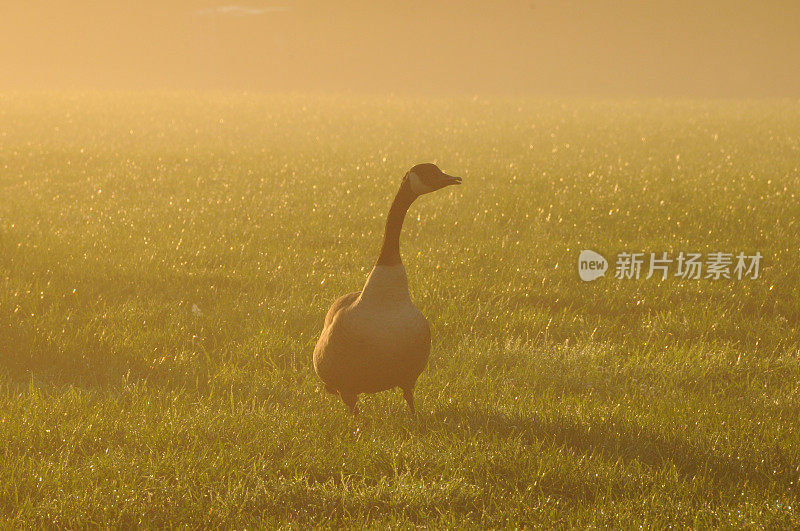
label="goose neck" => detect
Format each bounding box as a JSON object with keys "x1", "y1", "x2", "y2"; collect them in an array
[{"x1": 376, "y1": 180, "x2": 416, "y2": 266}]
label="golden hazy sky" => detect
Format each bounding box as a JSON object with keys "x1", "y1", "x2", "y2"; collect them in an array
[{"x1": 2, "y1": 0, "x2": 799, "y2": 96}]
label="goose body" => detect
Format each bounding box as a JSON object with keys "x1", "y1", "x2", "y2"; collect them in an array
[{"x1": 313, "y1": 163, "x2": 461, "y2": 415}]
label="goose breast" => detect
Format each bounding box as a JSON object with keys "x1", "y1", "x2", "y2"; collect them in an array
[{"x1": 313, "y1": 299, "x2": 430, "y2": 394}]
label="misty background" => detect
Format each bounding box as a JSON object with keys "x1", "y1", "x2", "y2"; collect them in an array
[{"x1": 2, "y1": 0, "x2": 799, "y2": 97}]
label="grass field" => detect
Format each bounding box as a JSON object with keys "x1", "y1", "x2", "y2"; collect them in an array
[{"x1": 1, "y1": 93, "x2": 799, "y2": 527}]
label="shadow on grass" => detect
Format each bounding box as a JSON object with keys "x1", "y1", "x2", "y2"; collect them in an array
[
  {"x1": 0, "y1": 264, "x2": 306, "y2": 392},
  {"x1": 0, "y1": 324, "x2": 157, "y2": 391},
  {"x1": 424, "y1": 404, "x2": 797, "y2": 496}
]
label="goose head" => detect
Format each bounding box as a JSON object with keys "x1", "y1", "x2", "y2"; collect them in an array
[{"x1": 405, "y1": 163, "x2": 462, "y2": 196}]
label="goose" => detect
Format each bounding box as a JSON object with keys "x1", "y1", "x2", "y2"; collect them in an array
[{"x1": 313, "y1": 163, "x2": 462, "y2": 415}]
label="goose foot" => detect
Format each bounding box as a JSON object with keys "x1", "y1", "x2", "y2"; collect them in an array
[
  {"x1": 340, "y1": 392, "x2": 358, "y2": 416},
  {"x1": 402, "y1": 387, "x2": 416, "y2": 416}
]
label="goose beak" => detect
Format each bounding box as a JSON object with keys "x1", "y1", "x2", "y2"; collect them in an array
[{"x1": 442, "y1": 174, "x2": 462, "y2": 186}]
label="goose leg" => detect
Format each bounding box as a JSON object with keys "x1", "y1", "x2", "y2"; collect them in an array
[
  {"x1": 402, "y1": 387, "x2": 416, "y2": 416},
  {"x1": 340, "y1": 391, "x2": 358, "y2": 416}
]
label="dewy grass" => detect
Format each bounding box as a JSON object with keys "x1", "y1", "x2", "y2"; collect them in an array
[{"x1": 0, "y1": 93, "x2": 798, "y2": 527}]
